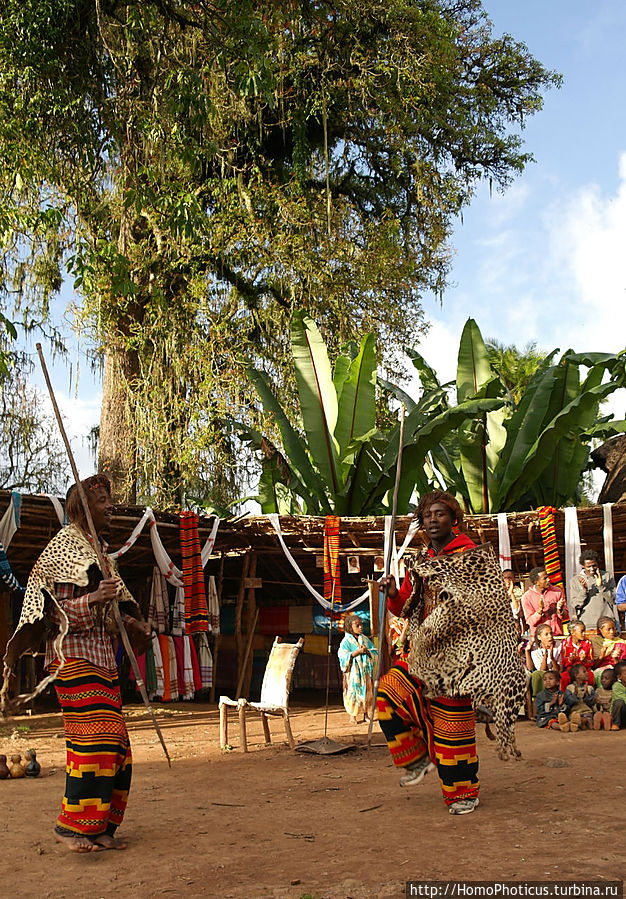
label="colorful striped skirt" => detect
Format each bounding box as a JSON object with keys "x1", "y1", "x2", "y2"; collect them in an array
[
  {"x1": 52, "y1": 658, "x2": 132, "y2": 837},
  {"x1": 377, "y1": 665, "x2": 479, "y2": 806}
]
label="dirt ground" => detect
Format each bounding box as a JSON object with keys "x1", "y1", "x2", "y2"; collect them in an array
[{"x1": 1, "y1": 700, "x2": 625, "y2": 899}]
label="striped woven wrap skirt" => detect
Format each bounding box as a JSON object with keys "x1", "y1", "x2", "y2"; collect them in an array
[
  {"x1": 377, "y1": 665, "x2": 479, "y2": 806},
  {"x1": 52, "y1": 658, "x2": 132, "y2": 836}
]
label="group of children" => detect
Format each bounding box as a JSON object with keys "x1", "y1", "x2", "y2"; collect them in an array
[
  {"x1": 529, "y1": 617, "x2": 626, "y2": 732},
  {"x1": 337, "y1": 586, "x2": 626, "y2": 736}
]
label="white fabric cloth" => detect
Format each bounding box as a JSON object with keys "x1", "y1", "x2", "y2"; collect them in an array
[
  {"x1": 564, "y1": 506, "x2": 581, "y2": 603},
  {"x1": 149, "y1": 518, "x2": 184, "y2": 587},
  {"x1": 194, "y1": 631, "x2": 213, "y2": 690},
  {"x1": 148, "y1": 567, "x2": 169, "y2": 634},
  {"x1": 207, "y1": 575, "x2": 220, "y2": 634},
  {"x1": 0, "y1": 492, "x2": 20, "y2": 548},
  {"x1": 44, "y1": 494, "x2": 65, "y2": 526},
  {"x1": 530, "y1": 642, "x2": 563, "y2": 671},
  {"x1": 151, "y1": 633, "x2": 164, "y2": 700},
  {"x1": 200, "y1": 516, "x2": 220, "y2": 567},
  {"x1": 182, "y1": 636, "x2": 196, "y2": 700},
  {"x1": 497, "y1": 512, "x2": 512, "y2": 571},
  {"x1": 109, "y1": 507, "x2": 155, "y2": 560},
  {"x1": 171, "y1": 586, "x2": 186, "y2": 636},
  {"x1": 603, "y1": 503, "x2": 615, "y2": 581}
]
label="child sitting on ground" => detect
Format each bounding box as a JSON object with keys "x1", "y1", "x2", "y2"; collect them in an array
[
  {"x1": 565, "y1": 663, "x2": 595, "y2": 730},
  {"x1": 611, "y1": 660, "x2": 626, "y2": 730},
  {"x1": 560, "y1": 620, "x2": 595, "y2": 690},
  {"x1": 535, "y1": 670, "x2": 576, "y2": 731},
  {"x1": 594, "y1": 667, "x2": 616, "y2": 731},
  {"x1": 594, "y1": 617, "x2": 626, "y2": 686},
  {"x1": 526, "y1": 623, "x2": 562, "y2": 696},
  {"x1": 337, "y1": 614, "x2": 378, "y2": 724}
]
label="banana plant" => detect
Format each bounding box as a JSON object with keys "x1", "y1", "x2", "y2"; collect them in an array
[
  {"x1": 395, "y1": 318, "x2": 626, "y2": 512},
  {"x1": 241, "y1": 310, "x2": 505, "y2": 515}
]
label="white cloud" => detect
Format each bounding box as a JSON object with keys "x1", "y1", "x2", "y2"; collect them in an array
[{"x1": 38, "y1": 388, "x2": 100, "y2": 480}]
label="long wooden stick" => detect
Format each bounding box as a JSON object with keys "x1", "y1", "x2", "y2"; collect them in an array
[
  {"x1": 367, "y1": 404, "x2": 406, "y2": 746},
  {"x1": 36, "y1": 343, "x2": 172, "y2": 767}
]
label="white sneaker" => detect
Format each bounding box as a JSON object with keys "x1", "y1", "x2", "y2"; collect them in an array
[
  {"x1": 399, "y1": 756, "x2": 435, "y2": 787},
  {"x1": 448, "y1": 797, "x2": 480, "y2": 815}
]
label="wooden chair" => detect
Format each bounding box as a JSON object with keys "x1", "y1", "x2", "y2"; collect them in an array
[{"x1": 219, "y1": 636, "x2": 304, "y2": 752}]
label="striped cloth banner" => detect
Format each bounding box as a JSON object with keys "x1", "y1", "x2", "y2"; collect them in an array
[
  {"x1": 537, "y1": 505, "x2": 564, "y2": 591},
  {"x1": 323, "y1": 515, "x2": 342, "y2": 606},
  {"x1": 180, "y1": 511, "x2": 209, "y2": 634}
]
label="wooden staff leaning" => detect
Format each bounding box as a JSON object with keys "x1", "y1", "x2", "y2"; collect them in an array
[
  {"x1": 36, "y1": 343, "x2": 172, "y2": 767},
  {"x1": 367, "y1": 405, "x2": 406, "y2": 747}
]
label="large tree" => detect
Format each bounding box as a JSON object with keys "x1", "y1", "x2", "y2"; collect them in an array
[{"x1": 0, "y1": 0, "x2": 559, "y2": 507}]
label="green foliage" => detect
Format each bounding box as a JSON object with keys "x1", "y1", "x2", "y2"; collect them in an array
[
  {"x1": 0, "y1": 364, "x2": 69, "y2": 492},
  {"x1": 0, "y1": 0, "x2": 560, "y2": 506},
  {"x1": 243, "y1": 311, "x2": 505, "y2": 515},
  {"x1": 401, "y1": 319, "x2": 626, "y2": 512}
]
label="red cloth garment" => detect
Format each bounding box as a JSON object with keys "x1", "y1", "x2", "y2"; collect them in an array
[
  {"x1": 561, "y1": 636, "x2": 594, "y2": 670},
  {"x1": 378, "y1": 531, "x2": 479, "y2": 807},
  {"x1": 158, "y1": 634, "x2": 172, "y2": 701},
  {"x1": 188, "y1": 635, "x2": 203, "y2": 691},
  {"x1": 521, "y1": 584, "x2": 565, "y2": 639},
  {"x1": 179, "y1": 511, "x2": 209, "y2": 634},
  {"x1": 323, "y1": 515, "x2": 342, "y2": 605},
  {"x1": 258, "y1": 606, "x2": 290, "y2": 635}
]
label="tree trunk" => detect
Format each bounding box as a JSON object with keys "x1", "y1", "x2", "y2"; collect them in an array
[{"x1": 99, "y1": 350, "x2": 138, "y2": 504}]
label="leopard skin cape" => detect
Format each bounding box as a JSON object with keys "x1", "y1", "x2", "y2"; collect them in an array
[{"x1": 1, "y1": 524, "x2": 139, "y2": 711}]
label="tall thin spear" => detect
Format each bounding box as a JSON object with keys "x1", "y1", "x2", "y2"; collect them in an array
[
  {"x1": 36, "y1": 343, "x2": 172, "y2": 767},
  {"x1": 367, "y1": 404, "x2": 406, "y2": 746}
]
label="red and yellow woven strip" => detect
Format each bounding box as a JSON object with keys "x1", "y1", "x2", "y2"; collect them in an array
[
  {"x1": 180, "y1": 511, "x2": 209, "y2": 634},
  {"x1": 537, "y1": 505, "x2": 564, "y2": 591},
  {"x1": 323, "y1": 515, "x2": 342, "y2": 605}
]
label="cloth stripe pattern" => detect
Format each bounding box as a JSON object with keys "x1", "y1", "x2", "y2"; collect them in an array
[
  {"x1": 179, "y1": 511, "x2": 209, "y2": 634},
  {"x1": 537, "y1": 506, "x2": 564, "y2": 591},
  {"x1": 52, "y1": 658, "x2": 132, "y2": 836},
  {"x1": 323, "y1": 515, "x2": 342, "y2": 605}
]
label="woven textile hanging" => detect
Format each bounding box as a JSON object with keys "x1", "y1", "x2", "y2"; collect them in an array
[
  {"x1": 323, "y1": 515, "x2": 342, "y2": 607},
  {"x1": 179, "y1": 511, "x2": 209, "y2": 634},
  {"x1": 537, "y1": 506, "x2": 564, "y2": 591}
]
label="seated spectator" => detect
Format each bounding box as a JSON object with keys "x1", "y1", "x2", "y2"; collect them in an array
[
  {"x1": 611, "y1": 661, "x2": 626, "y2": 730},
  {"x1": 522, "y1": 567, "x2": 566, "y2": 641},
  {"x1": 593, "y1": 616, "x2": 626, "y2": 686},
  {"x1": 565, "y1": 663, "x2": 595, "y2": 730},
  {"x1": 560, "y1": 620, "x2": 595, "y2": 690},
  {"x1": 503, "y1": 568, "x2": 526, "y2": 636},
  {"x1": 526, "y1": 623, "x2": 562, "y2": 696},
  {"x1": 616, "y1": 573, "x2": 626, "y2": 630},
  {"x1": 594, "y1": 668, "x2": 616, "y2": 731},
  {"x1": 535, "y1": 670, "x2": 576, "y2": 731},
  {"x1": 568, "y1": 550, "x2": 619, "y2": 633}
]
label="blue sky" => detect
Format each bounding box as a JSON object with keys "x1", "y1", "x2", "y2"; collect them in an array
[
  {"x1": 35, "y1": 0, "x2": 626, "y2": 479},
  {"x1": 419, "y1": 0, "x2": 626, "y2": 404}
]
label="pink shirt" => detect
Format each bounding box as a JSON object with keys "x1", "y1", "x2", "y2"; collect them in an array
[{"x1": 521, "y1": 584, "x2": 565, "y2": 639}]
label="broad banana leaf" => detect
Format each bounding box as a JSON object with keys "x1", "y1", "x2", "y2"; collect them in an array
[
  {"x1": 534, "y1": 361, "x2": 603, "y2": 506},
  {"x1": 246, "y1": 366, "x2": 329, "y2": 513},
  {"x1": 258, "y1": 457, "x2": 302, "y2": 514},
  {"x1": 334, "y1": 333, "x2": 376, "y2": 461},
  {"x1": 382, "y1": 396, "x2": 505, "y2": 471},
  {"x1": 500, "y1": 380, "x2": 619, "y2": 509},
  {"x1": 494, "y1": 353, "x2": 560, "y2": 479},
  {"x1": 291, "y1": 309, "x2": 342, "y2": 497},
  {"x1": 405, "y1": 347, "x2": 443, "y2": 394},
  {"x1": 235, "y1": 416, "x2": 321, "y2": 513},
  {"x1": 456, "y1": 318, "x2": 508, "y2": 512},
  {"x1": 378, "y1": 377, "x2": 417, "y2": 413}
]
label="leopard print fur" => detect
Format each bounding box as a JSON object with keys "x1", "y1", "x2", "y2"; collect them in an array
[{"x1": 406, "y1": 543, "x2": 526, "y2": 761}]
